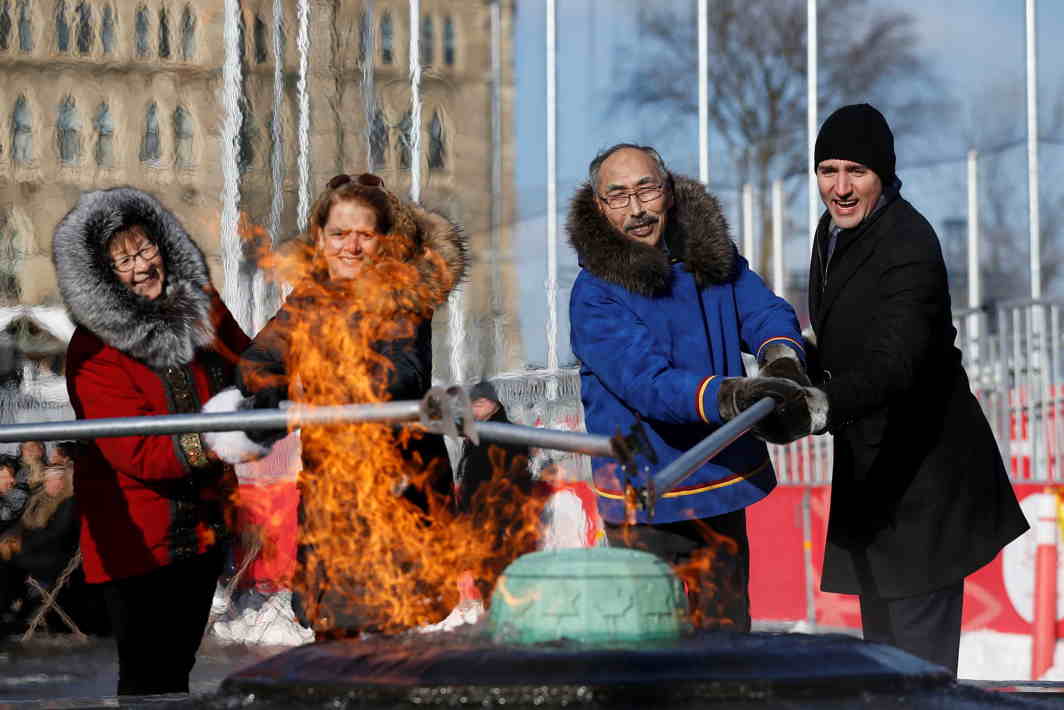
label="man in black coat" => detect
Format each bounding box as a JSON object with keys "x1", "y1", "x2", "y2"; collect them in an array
[{"x1": 745, "y1": 104, "x2": 1028, "y2": 675}]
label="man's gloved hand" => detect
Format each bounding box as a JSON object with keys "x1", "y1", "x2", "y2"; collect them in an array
[
  {"x1": 718, "y1": 376, "x2": 821, "y2": 445},
  {"x1": 757, "y1": 342, "x2": 811, "y2": 387}
]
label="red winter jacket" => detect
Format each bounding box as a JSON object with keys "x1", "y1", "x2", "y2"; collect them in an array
[
  {"x1": 66, "y1": 300, "x2": 248, "y2": 582},
  {"x1": 54, "y1": 187, "x2": 250, "y2": 583}
]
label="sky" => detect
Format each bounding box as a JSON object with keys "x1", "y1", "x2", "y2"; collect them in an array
[{"x1": 509, "y1": 0, "x2": 1064, "y2": 367}]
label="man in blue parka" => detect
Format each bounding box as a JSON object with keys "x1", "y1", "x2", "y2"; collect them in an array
[{"x1": 568, "y1": 144, "x2": 813, "y2": 630}]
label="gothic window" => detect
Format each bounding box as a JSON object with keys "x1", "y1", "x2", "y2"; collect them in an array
[
  {"x1": 369, "y1": 108, "x2": 388, "y2": 170},
  {"x1": 55, "y1": 0, "x2": 69, "y2": 52},
  {"x1": 357, "y1": 11, "x2": 369, "y2": 64},
  {"x1": 74, "y1": 0, "x2": 90, "y2": 54},
  {"x1": 139, "y1": 102, "x2": 160, "y2": 163},
  {"x1": 0, "y1": 2, "x2": 11, "y2": 51},
  {"x1": 17, "y1": 0, "x2": 30, "y2": 51},
  {"x1": 157, "y1": 6, "x2": 170, "y2": 58},
  {"x1": 428, "y1": 110, "x2": 445, "y2": 171},
  {"x1": 0, "y1": 212, "x2": 22, "y2": 302},
  {"x1": 379, "y1": 11, "x2": 392, "y2": 65},
  {"x1": 173, "y1": 105, "x2": 192, "y2": 168},
  {"x1": 443, "y1": 16, "x2": 454, "y2": 66},
  {"x1": 56, "y1": 95, "x2": 80, "y2": 163},
  {"x1": 420, "y1": 15, "x2": 432, "y2": 66},
  {"x1": 253, "y1": 14, "x2": 266, "y2": 63},
  {"x1": 100, "y1": 4, "x2": 113, "y2": 54},
  {"x1": 179, "y1": 4, "x2": 193, "y2": 59},
  {"x1": 11, "y1": 96, "x2": 32, "y2": 163},
  {"x1": 93, "y1": 102, "x2": 112, "y2": 167},
  {"x1": 134, "y1": 5, "x2": 148, "y2": 57},
  {"x1": 397, "y1": 110, "x2": 412, "y2": 170},
  {"x1": 237, "y1": 99, "x2": 255, "y2": 174}
]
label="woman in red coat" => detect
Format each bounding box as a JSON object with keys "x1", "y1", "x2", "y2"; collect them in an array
[{"x1": 52, "y1": 187, "x2": 249, "y2": 696}]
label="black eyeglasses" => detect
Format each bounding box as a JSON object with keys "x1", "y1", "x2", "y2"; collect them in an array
[
  {"x1": 327, "y1": 173, "x2": 385, "y2": 190},
  {"x1": 598, "y1": 185, "x2": 665, "y2": 210},
  {"x1": 111, "y1": 242, "x2": 159, "y2": 272}
]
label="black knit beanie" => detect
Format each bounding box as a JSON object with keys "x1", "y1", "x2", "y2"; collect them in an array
[
  {"x1": 814, "y1": 104, "x2": 896, "y2": 184},
  {"x1": 469, "y1": 380, "x2": 501, "y2": 404}
]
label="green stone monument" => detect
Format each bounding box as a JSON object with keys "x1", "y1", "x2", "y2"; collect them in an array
[{"x1": 488, "y1": 547, "x2": 690, "y2": 645}]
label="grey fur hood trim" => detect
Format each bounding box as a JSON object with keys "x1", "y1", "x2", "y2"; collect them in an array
[
  {"x1": 52, "y1": 187, "x2": 215, "y2": 369},
  {"x1": 566, "y1": 174, "x2": 737, "y2": 296}
]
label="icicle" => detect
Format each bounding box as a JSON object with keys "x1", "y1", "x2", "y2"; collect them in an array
[
  {"x1": 545, "y1": 0, "x2": 558, "y2": 400},
  {"x1": 220, "y1": 0, "x2": 249, "y2": 332},
  {"x1": 296, "y1": 0, "x2": 311, "y2": 233},
  {"x1": 408, "y1": 0, "x2": 421, "y2": 203},
  {"x1": 362, "y1": 0, "x2": 376, "y2": 171}
]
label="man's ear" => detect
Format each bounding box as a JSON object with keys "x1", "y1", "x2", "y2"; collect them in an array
[{"x1": 593, "y1": 189, "x2": 606, "y2": 218}]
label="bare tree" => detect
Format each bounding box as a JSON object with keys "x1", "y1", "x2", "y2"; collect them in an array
[
  {"x1": 611, "y1": 0, "x2": 941, "y2": 285},
  {"x1": 947, "y1": 82, "x2": 1064, "y2": 311}
]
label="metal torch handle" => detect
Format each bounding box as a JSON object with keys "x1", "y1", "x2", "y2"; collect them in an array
[
  {"x1": 646, "y1": 396, "x2": 778, "y2": 513},
  {"x1": 0, "y1": 401, "x2": 424, "y2": 443},
  {"x1": 0, "y1": 394, "x2": 622, "y2": 460}
]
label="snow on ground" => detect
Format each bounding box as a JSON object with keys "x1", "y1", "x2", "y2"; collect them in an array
[{"x1": 959, "y1": 629, "x2": 1064, "y2": 681}]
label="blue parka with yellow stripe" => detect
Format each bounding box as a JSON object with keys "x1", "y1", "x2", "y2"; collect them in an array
[{"x1": 567, "y1": 174, "x2": 804, "y2": 524}]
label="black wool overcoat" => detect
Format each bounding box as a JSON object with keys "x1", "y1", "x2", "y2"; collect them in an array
[{"x1": 808, "y1": 191, "x2": 1028, "y2": 599}]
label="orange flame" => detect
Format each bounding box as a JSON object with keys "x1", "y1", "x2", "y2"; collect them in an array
[{"x1": 246, "y1": 230, "x2": 544, "y2": 635}]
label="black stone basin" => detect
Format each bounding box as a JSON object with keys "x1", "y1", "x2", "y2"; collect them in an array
[{"x1": 199, "y1": 631, "x2": 1045, "y2": 708}]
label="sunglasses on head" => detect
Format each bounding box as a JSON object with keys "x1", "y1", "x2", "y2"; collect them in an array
[{"x1": 327, "y1": 173, "x2": 385, "y2": 190}]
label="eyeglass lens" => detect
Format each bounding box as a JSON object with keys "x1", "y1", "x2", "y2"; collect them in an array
[
  {"x1": 605, "y1": 186, "x2": 663, "y2": 209},
  {"x1": 113, "y1": 244, "x2": 158, "y2": 271}
]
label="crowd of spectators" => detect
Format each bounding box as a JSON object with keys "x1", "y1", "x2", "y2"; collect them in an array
[{"x1": 0, "y1": 440, "x2": 106, "y2": 637}]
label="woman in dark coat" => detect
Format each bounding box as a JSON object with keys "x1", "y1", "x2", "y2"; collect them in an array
[
  {"x1": 53, "y1": 187, "x2": 249, "y2": 695},
  {"x1": 207, "y1": 173, "x2": 468, "y2": 636}
]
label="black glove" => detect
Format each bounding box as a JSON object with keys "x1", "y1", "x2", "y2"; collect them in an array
[{"x1": 718, "y1": 376, "x2": 812, "y2": 445}]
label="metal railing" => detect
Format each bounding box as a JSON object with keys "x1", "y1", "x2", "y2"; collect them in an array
[{"x1": 769, "y1": 299, "x2": 1064, "y2": 486}]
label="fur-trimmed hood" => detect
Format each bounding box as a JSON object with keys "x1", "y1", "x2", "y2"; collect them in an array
[
  {"x1": 404, "y1": 202, "x2": 469, "y2": 308},
  {"x1": 567, "y1": 174, "x2": 737, "y2": 297},
  {"x1": 52, "y1": 187, "x2": 215, "y2": 369}
]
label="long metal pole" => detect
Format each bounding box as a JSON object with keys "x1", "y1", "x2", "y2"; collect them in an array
[
  {"x1": 0, "y1": 402, "x2": 424, "y2": 444},
  {"x1": 772, "y1": 178, "x2": 784, "y2": 296},
  {"x1": 806, "y1": 0, "x2": 818, "y2": 255},
  {"x1": 649, "y1": 397, "x2": 777, "y2": 506},
  {"x1": 0, "y1": 405, "x2": 621, "y2": 460},
  {"x1": 801, "y1": 486, "x2": 816, "y2": 627},
  {"x1": 967, "y1": 149, "x2": 980, "y2": 357},
  {"x1": 1026, "y1": 0, "x2": 1040, "y2": 299},
  {"x1": 697, "y1": 0, "x2": 709, "y2": 185},
  {"x1": 742, "y1": 182, "x2": 755, "y2": 269},
  {"x1": 490, "y1": 0, "x2": 503, "y2": 373}
]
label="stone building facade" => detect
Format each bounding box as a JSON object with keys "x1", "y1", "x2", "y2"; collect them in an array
[{"x1": 0, "y1": 0, "x2": 521, "y2": 381}]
